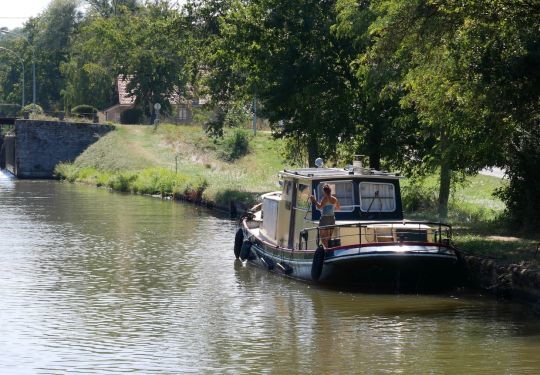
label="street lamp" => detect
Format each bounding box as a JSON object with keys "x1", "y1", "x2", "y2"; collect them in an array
[
  {"x1": 0, "y1": 27, "x2": 36, "y2": 114},
  {"x1": 0, "y1": 46, "x2": 25, "y2": 107}
]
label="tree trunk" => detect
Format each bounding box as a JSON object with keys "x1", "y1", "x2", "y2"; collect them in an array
[
  {"x1": 367, "y1": 122, "x2": 382, "y2": 170},
  {"x1": 369, "y1": 149, "x2": 381, "y2": 170},
  {"x1": 307, "y1": 136, "x2": 319, "y2": 167},
  {"x1": 438, "y1": 161, "x2": 452, "y2": 220}
]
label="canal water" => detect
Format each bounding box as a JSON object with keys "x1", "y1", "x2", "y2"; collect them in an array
[{"x1": 1, "y1": 171, "x2": 539, "y2": 374}]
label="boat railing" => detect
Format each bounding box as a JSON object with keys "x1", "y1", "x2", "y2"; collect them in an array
[{"x1": 298, "y1": 221, "x2": 454, "y2": 250}]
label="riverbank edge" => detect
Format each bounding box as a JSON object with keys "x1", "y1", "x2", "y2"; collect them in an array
[
  {"x1": 53, "y1": 177, "x2": 540, "y2": 312},
  {"x1": 461, "y1": 254, "x2": 540, "y2": 312},
  {"x1": 57, "y1": 176, "x2": 251, "y2": 217},
  {"x1": 178, "y1": 188, "x2": 540, "y2": 312}
]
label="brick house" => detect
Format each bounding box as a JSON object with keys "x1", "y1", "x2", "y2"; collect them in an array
[{"x1": 98, "y1": 76, "x2": 206, "y2": 124}]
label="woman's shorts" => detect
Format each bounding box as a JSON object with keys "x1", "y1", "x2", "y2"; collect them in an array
[{"x1": 319, "y1": 215, "x2": 335, "y2": 227}]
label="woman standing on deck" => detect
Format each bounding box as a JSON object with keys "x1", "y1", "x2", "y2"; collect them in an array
[{"x1": 310, "y1": 184, "x2": 340, "y2": 248}]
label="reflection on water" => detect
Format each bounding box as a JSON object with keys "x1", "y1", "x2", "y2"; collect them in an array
[{"x1": 0, "y1": 173, "x2": 539, "y2": 374}]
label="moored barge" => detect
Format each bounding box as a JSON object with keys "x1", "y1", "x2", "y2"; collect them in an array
[{"x1": 234, "y1": 159, "x2": 459, "y2": 291}]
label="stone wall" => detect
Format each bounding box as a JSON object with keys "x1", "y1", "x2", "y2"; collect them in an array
[
  {"x1": 462, "y1": 255, "x2": 540, "y2": 308},
  {"x1": 12, "y1": 120, "x2": 114, "y2": 178}
]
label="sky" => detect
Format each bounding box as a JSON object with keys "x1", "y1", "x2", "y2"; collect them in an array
[
  {"x1": 0, "y1": 1, "x2": 184, "y2": 30},
  {"x1": 0, "y1": 0, "x2": 51, "y2": 30}
]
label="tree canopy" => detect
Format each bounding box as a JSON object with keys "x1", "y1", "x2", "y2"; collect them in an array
[{"x1": 0, "y1": 0, "x2": 538, "y2": 229}]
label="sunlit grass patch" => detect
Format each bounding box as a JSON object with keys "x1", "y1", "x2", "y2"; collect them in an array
[
  {"x1": 401, "y1": 173, "x2": 507, "y2": 224},
  {"x1": 55, "y1": 163, "x2": 208, "y2": 201},
  {"x1": 454, "y1": 232, "x2": 539, "y2": 267}
]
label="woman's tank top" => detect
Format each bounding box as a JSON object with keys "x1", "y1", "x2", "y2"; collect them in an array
[{"x1": 321, "y1": 203, "x2": 335, "y2": 217}]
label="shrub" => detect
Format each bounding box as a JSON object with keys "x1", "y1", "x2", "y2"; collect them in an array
[
  {"x1": 75, "y1": 167, "x2": 99, "y2": 184},
  {"x1": 19, "y1": 104, "x2": 44, "y2": 116},
  {"x1": 132, "y1": 168, "x2": 177, "y2": 195},
  {"x1": 96, "y1": 172, "x2": 113, "y2": 187},
  {"x1": 108, "y1": 172, "x2": 137, "y2": 192},
  {"x1": 54, "y1": 162, "x2": 79, "y2": 182},
  {"x1": 121, "y1": 107, "x2": 144, "y2": 124},
  {"x1": 131, "y1": 168, "x2": 208, "y2": 199},
  {"x1": 71, "y1": 105, "x2": 97, "y2": 119},
  {"x1": 401, "y1": 182, "x2": 438, "y2": 213},
  {"x1": 219, "y1": 129, "x2": 250, "y2": 161},
  {"x1": 183, "y1": 176, "x2": 209, "y2": 201},
  {"x1": 53, "y1": 163, "x2": 210, "y2": 202}
]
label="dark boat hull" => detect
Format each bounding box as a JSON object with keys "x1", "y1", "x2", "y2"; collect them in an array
[
  {"x1": 320, "y1": 252, "x2": 458, "y2": 292},
  {"x1": 245, "y1": 238, "x2": 459, "y2": 292}
]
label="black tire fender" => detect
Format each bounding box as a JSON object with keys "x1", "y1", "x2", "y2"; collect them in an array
[
  {"x1": 240, "y1": 241, "x2": 252, "y2": 261},
  {"x1": 234, "y1": 228, "x2": 243, "y2": 259},
  {"x1": 311, "y1": 245, "x2": 325, "y2": 281}
]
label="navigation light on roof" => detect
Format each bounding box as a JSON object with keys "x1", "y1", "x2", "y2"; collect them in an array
[{"x1": 315, "y1": 158, "x2": 324, "y2": 168}]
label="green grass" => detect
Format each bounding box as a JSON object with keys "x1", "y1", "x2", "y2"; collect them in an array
[
  {"x1": 401, "y1": 173, "x2": 539, "y2": 267},
  {"x1": 453, "y1": 233, "x2": 539, "y2": 266},
  {"x1": 56, "y1": 124, "x2": 287, "y2": 207},
  {"x1": 401, "y1": 174, "x2": 507, "y2": 223},
  {"x1": 55, "y1": 164, "x2": 208, "y2": 200}
]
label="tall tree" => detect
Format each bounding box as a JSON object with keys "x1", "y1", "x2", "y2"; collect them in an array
[
  {"x1": 205, "y1": 0, "x2": 358, "y2": 165},
  {"x1": 0, "y1": 37, "x2": 25, "y2": 110},
  {"x1": 337, "y1": 0, "x2": 510, "y2": 218},
  {"x1": 26, "y1": 0, "x2": 82, "y2": 110},
  {"x1": 334, "y1": 0, "x2": 417, "y2": 170},
  {"x1": 72, "y1": 1, "x2": 190, "y2": 114},
  {"x1": 85, "y1": 0, "x2": 140, "y2": 17}
]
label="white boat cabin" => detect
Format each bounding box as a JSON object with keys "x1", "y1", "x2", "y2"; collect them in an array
[{"x1": 257, "y1": 166, "x2": 418, "y2": 250}]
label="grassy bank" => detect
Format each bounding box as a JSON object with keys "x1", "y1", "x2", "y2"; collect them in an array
[
  {"x1": 400, "y1": 175, "x2": 539, "y2": 265},
  {"x1": 55, "y1": 124, "x2": 286, "y2": 207},
  {"x1": 55, "y1": 123, "x2": 538, "y2": 265}
]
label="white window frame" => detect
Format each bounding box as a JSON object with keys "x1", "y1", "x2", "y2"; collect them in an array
[
  {"x1": 317, "y1": 180, "x2": 355, "y2": 212},
  {"x1": 359, "y1": 182, "x2": 396, "y2": 212}
]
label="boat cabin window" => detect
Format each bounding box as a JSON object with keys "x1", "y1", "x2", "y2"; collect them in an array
[
  {"x1": 359, "y1": 182, "x2": 396, "y2": 212},
  {"x1": 317, "y1": 181, "x2": 355, "y2": 212},
  {"x1": 296, "y1": 183, "x2": 311, "y2": 210},
  {"x1": 282, "y1": 180, "x2": 293, "y2": 202}
]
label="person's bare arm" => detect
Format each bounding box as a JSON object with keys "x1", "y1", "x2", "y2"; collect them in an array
[
  {"x1": 333, "y1": 196, "x2": 341, "y2": 211},
  {"x1": 310, "y1": 195, "x2": 327, "y2": 209}
]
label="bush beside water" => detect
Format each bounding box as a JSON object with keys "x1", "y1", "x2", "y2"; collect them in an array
[{"x1": 55, "y1": 163, "x2": 208, "y2": 201}]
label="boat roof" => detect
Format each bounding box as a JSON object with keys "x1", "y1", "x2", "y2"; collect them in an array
[{"x1": 280, "y1": 167, "x2": 403, "y2": 181}]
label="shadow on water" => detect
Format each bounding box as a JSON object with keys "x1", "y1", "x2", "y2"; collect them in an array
[{"x1": 233, "y1": 258, "x2": 540, "y2": 335}]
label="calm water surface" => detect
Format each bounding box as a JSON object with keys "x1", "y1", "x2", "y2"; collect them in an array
[{"x1": 1, "y1": 171, "x2": 539, "y2": 374}]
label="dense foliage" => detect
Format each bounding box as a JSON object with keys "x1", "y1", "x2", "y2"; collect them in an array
[
  {"x1": 71, "y1": 104, "x2": 97, "y2": 118},
  {"x1": 120, "y1": 107, "x2": 144, "y2": 124},
  {"x1": 0, "y1": 0, "x2": 538, "y2": 228}
]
